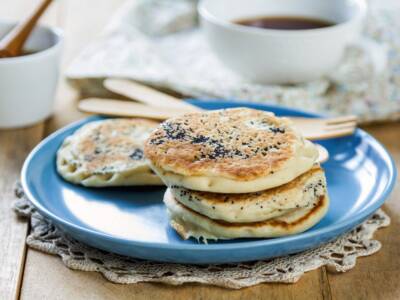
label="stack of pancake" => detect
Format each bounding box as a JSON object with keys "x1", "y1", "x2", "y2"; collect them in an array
[{"x1": 145, "y1": 108, "x2": 329, "y2": 241}]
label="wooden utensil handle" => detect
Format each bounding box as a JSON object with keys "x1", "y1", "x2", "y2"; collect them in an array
[
  {"x1": 79, "y1": 98, "x2": 186, "y2": 120},
  {"x1": 103, "y1": 78, "x2": 200, "y2": 112},
  {"x1": 0, "y1": 0, "x2": 53, "y2": 56}
]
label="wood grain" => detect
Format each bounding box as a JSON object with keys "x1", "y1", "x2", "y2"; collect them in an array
[
  {"x1": 21, "y1": 249, "x2": 326, "y2": 300},
  {"x1": 0, "y1": 125, "x2": 44, "y2": 300},
  {"x1": 0, "y1": 0, "x2": 56, "y2": 298}
]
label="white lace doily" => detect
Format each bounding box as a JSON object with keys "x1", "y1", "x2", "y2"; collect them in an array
[
  {"x1": 13, "y1": 184, "x2": 390, "y2": 289},
  {"x1": 66, "y1": 0, "x2": 400, "y2": 123}
]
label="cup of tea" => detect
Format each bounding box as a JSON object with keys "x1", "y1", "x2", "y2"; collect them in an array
[
  {"x1": 0, "y1": 21, "x2": 62, "y2": 128},
  {"x1": 198, "y1": 0, "x2": 367, "y2": 84}
]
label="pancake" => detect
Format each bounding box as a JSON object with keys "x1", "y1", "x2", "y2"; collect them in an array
[
  {"x1": 57, "y1": 118, "x2": 163, "y2": 187},
  {"x1": 145, "y1": 108, "x2": 318, "y2": 193},
  {"x1": 164, "y1": 188, "x2": 329, "y2": 241},
  {"x1": 170, "y1": 166, "x2": 326, "y2": 223}
]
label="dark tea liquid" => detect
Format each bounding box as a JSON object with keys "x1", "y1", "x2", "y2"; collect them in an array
[{"x1": 234, "y1": 16, "x2": 335, "y2": 30}]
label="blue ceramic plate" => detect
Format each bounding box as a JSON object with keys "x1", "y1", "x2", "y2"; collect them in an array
[{"x1": 21, "y1": 100, "x2": 397, "y2": 264}]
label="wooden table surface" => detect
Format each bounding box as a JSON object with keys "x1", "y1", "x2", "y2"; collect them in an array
[{"x1": 0, "y1": 1, "x2": 399, "y2": 299}]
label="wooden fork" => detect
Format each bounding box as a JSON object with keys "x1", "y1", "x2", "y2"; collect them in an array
[
  {"x1": 285, "y1": 115, "x2": 358, "y2": 140},
  {"x1": 102, "y1": 78, "x2": 358, "y2": 140},
  {"x1": 78, "y1": 97, "x2": 357, "y2": 142}
]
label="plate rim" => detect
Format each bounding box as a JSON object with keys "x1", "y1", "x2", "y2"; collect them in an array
[{"x1": 21, "y1": 100, "x2": 398, "y2": 251}]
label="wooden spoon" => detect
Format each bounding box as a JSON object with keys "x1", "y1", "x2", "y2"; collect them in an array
[{"x1": 0, "y1": 0, "x2": 53, "y2": 58}]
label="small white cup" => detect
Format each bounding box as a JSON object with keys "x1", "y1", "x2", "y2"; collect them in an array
[
  {"x1": 0, "y1": 22, "x2": 62, "y2": 128},
  {"x1": 199, "y1": 0, "x2": 367, "y2": 84}
]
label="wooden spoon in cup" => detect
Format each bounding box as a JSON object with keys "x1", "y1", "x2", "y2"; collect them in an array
[{"x1": 0, "y1": 0, "x2": 53, "y2": 58}]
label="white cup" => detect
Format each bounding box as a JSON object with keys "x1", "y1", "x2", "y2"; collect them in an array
[
  {"x1": 199, "y1": 0, "x2": 367, "y2": 84},
  {"x1": 0, "y1": 22, "x2": 62, "y2": 128}
]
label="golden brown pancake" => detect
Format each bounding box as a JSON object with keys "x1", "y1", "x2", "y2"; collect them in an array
[
  {"x1": 164, "y1": 188, "x2": 329, "y2": 241},
  {"x1": 57, "y1": 118, "x2": 163, "y2": 187},
  {"x1": 170, "y1": 166, "x2": 326, "y2": 223},
  {"x1": 145, "y1": 108, "x2": 318, "y2": 193}
]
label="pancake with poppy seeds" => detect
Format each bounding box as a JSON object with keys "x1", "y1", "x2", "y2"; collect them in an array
[
  {"x1": 57, "y1": 118, "x2": 163, "y2": 187},
  {"x1": 164, "y1": 188, "x2": 329, "y2": 241},
  {"x1": 170, "y1": 166, "x2": 326, "y2": 223},
  {"x1": 145, "y1": 108, "x2": 319, "y2": 193}
]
